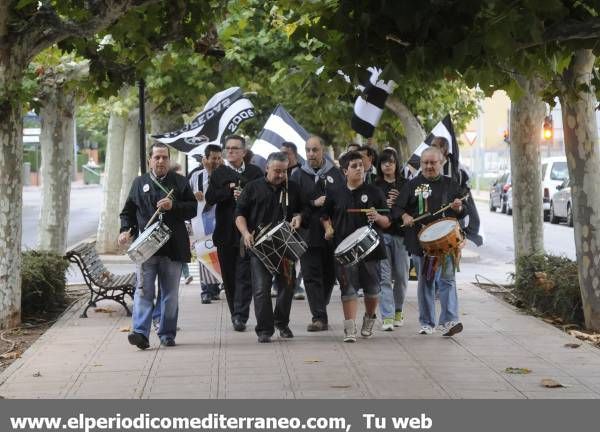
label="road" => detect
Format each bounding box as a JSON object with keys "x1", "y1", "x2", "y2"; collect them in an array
[
  {"x1": 458, "y1": 200, "x2": 577, "y2": 285},
  {"x1": 22, "y1": 184, "x2": 102, "y2": 250}
]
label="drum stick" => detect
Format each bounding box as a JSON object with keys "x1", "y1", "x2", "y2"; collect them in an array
[
  {"x1": 400, "y1": 212, "x2": 431, "y2": 228},
  {"x1": 145, "y1": 189, "x2": 174, "y2": 230},
  {"x1": 432, "y1": 193, "x2": 470, "y2": 216},
  {"x1": 346, "y1": 208, "x2": 391, "y2": 213}
]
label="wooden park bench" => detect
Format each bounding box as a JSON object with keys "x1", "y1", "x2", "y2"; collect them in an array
[{"x1": 65, "y1": 241, "x2": 136, "y2": 318}]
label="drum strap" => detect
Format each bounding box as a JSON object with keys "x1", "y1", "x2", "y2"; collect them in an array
[{"x1": 150, "y1": 173, "x2": 176, "y2": 201}]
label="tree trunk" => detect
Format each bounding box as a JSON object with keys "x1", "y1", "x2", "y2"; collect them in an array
[
  {"x1": 509, "y1": 76, "x2": 546, "y2": 259},
  {"x1": 37, "y1": 89, "x2": 76, "y2": 253},
  {"x1": 96, "y1": 106, "x2": 127, "y2": 253},
  {"x1": 0, "y1": 60, "x2": 24, "y2": 328},
  {"x1": 385, "y1": 95, "x2": 426, "y2": 155},
  {"x1": 119, "y1": 108, "x2": 140, "y2": 211},
  {"x1": 559, "y1": 49, "x2": 600, "y2": 331}
]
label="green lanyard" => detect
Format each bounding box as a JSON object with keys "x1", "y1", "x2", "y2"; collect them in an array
[{"x1": 149, "y1": 172, "x2": 176, "y2": 201}]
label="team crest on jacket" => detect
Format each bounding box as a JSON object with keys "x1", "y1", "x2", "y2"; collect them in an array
[
  {"x1": 327, "y1": 176, "x2": 334, "y2": 183},
  {"x1": 143, "y1": 184, "x2": 150, "y2": 193},
  {"x1": 361, "y1": 194, "x2": 368, "y2": 203}
]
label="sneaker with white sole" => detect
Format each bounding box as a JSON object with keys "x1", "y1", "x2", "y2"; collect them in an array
[
  {"x1": 343, "y1": 319, "x2": 357, "y2": 343},
  {"x1": 442, "y1": 321, "x2": 463, "y2": 337},
  {"x1": 419, "y1": 325, "x2": 434, "y2": 335},
  {"x1": 381, "y1": 318, "x2": 394, "y2": 331},
  {"x1": 184, "y1": 275, "x2": 193, "y2": 284},
  {"x1": 394, "y1": 311, "x2": 404, "y2": 327},
  {"x1": 360, "y1": 314, "x2": 376, "y2": 338}
]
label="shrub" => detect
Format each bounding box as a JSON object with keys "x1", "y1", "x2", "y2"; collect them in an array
[
  {"x1": 512, "y1": 253, "x2": 583, "y2": 325},
  {"x1": 21, "y1": 250, "x2": 70, "y2": 316}
]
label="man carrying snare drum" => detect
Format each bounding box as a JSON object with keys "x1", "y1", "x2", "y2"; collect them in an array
[
  {"x1": 321, "y1": 151, "x2": 391, "y2": 343},
  {"x1": 394, "y1": 146, "x2": 467, "y2": 337},
  {"x1": 118, "y1": 142, "x2": 197, "y2": 349},
  {"x1": 235, "y1": 152, "x2": 307, "y2": 343}
]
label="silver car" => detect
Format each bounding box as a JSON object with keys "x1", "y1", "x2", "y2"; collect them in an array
[{"x1": 549, "y1": 178, "x2": 573, "y2": 226}]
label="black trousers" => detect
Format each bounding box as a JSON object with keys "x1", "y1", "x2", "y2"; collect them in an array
[
  {"x1": 300, "y1": 244, "x2": 336, "y2": 323},
  {"x1": 216, "y1": 245, "x2": 252, "y2": 323},
  {"x1": 250, "y1": 256, "x2": 295, "y2": 336}
]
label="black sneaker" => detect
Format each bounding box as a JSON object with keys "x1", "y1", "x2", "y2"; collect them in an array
[
  {"x1": 128, "y1": 332, "x2": 149, "y2": 350},
  {"x1": 201, "y1": 293, "x2": 212, "y2": 304},
  {"x1": 232, "y1": 319, "x2": 246, "y2": 332},
  {"x1": 161, "y1": 338, "x2": 176, "y2": 347},
  {"x1": 257, "y1": 334, "x2": 272, "y2": 343},
  {"x1": 278, "y1": 326, "x2": 294, "y2": 338},
  {"x1": 442, "y1": 321, "x2": 463, "y2": 337}
]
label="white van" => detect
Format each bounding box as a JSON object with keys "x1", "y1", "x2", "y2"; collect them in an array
[{"x1": 541, "y1": 157, "x2": 568, "y2": 220}]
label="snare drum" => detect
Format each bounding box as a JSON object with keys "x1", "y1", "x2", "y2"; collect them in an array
[
  {"x1": 418, "y1": 217, "x2": 463, "y2": 257},
  {"x1": 334, "y1": 226, "x2": 380, "y2": 266},
  {"x1": 127, "y1": 221, "x2": 171, "y2": 265},
  {"x1": 251, "y1": 221, "x2": 307, "y2": 274}
]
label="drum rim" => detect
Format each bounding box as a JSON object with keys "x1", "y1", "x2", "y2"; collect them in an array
[
  {"x1": 254, "y1": 221, "x2": 290, "y2": 246},
  {"x1": 418, "y1": 217, "x2": 459, "y2": 242},
  {"x1": 337, "y1": 236, "x2": 380, "y2": 266},
  {"x1": 335, "y1": 225, "x2": 377, "y2": 255}
]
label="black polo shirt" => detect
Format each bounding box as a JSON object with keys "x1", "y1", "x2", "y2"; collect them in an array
[
  {"x1": 235, "y1": 177, "x2": 307, "y2": 233},
  {"x1": 393, "y1": 174, "x2": 467, "y2": 255},
  {"x1": 321, "y1": 182, "x2": 388, "y2": 261}
]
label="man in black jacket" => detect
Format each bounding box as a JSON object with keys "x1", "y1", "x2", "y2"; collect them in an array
[
  {"x1": 205, "y1": 135, "x2": 263, "y2": 331},
  {"x1": 119, "y1": 143, "x2": 197, "y2": 349},
  {"x1": 236, "y1": 152, "x2": 306, "y2": 343},
  {"x1": 290, "y1": 135, "x2": 345, "y2": 331},
  {"x1": 394, "y1": 147, "x2": 467, "y2": 337}
]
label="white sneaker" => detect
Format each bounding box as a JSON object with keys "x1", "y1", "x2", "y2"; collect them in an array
[
  {"x1": 419, "y1": 326, "x2": 434, "y2": 335},
  {"x1": 343, "y1": 319, "x2": 357, "y2": 343},
  {"x1": 360, "y1": 314, "x2": 376, "y2": 338},
  {"x1": 442, "y1": 321, "x2": 463, "y2": 337},
  {"x1": 381, "y1": 318, "x2": 394, "y2": 331}
]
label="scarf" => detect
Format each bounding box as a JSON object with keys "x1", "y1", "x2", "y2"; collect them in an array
[{"x1": 300, "y1": 158, "x2": 335, "y2": 183}]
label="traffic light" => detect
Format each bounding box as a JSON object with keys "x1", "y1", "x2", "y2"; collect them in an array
[{"x1": 543, "y1": 116, "x2": 553, "y2": 141}]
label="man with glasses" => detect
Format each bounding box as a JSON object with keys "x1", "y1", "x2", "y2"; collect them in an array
[
  {"x1": 290, "y1": 136, "x2": 345, "y2": 332},
  {"x1": 394, "y1": 147, "x2": 467, "y2": 337},
  {"x1": 205, "y1": 135, "x2": 263, "y2": 332}
]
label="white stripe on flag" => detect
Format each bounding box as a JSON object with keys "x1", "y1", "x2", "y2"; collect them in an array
[
  {"x1": 413, "y1": 142, "x2": 430, "y2": 157},
  {"x1": 354, "y1": 97, "x2": 383, "y2": 126},
  {"x1": 251, "y1": 139, "x2": 281, "y2": 159},
  {"x1": 263, "y1": 114, "x2": 308, "y2": 159},
  {"x1": 430, "y1": 122, "x2": 455, "y2": 155},
  {"x1": 155, "y1": 124, "x2": 204, "y2": 144}
]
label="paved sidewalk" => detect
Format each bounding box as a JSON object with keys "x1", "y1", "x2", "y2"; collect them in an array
[{"x1": 2, "y1": 260, "x2": 600, "y2": 399}]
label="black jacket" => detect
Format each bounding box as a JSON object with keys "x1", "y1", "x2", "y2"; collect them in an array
[
  {"x1": 234, "y1": 177, "x2": 308, "y2": 233},
  {"x1": 120, "y1": 171, "x2": 197, "y2": 262},
  {"x1": 205, "y1": 163, "x2": 263, "y2": 247},
  {"x1": 290, "y1": 164, "x2": 345, "y2": 247},
  {"x1": 393, "y1": 174, "x2": 467, "y2": 256},
  {"x1": 374, "y1": 176, "x2": 407, "y2": 237}
]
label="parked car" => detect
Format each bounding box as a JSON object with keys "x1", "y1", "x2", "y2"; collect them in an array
[
  {"x1": 542, "y1": 157, "x2": 568, "y2": 221},
  {"x1": 505, "y1": 186, "x2": 513, "y2": 215},
  {"x1": 549, "y1": 178, "x2": 573, "y2": 226},
  {"x1": 489, "y1": 171, "x2": 511, "y2": 213}
]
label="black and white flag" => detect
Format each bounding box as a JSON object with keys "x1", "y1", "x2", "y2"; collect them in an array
[
  {"x1": 251, "y1": 105, "x2": 310, "y2": 168},
  {"x1": 152, "y1": 87, "x2": 255, "y2": 154},
  {"x1": 351, "y1": 67, "x2": 396, "y2": 138},
  {"x1": 406, "y1": 114, "x2": 460, "y2": 181},
  {"x1": 405, "y1": 114, "x2": 483, "y2": 246}
]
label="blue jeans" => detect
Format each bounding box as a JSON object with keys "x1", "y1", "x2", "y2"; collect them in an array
[
  {"x1": 133, "y1": 256, "x2": 182, "y2": 342},
  {"x1": 379, "y1": 234, "x2": 410, "y2": 319},
  {"x1": 413, "y1": 255, "x2": 459, "y2": 328}
]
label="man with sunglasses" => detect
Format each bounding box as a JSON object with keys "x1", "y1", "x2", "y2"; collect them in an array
[{"x1": 205, "y1": 135, "x2": 263, "y2": 332}]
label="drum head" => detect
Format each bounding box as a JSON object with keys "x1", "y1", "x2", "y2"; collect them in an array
[
  {"x1": 420, "y1": 219, "x2": 457, "y2": 242},
  {"x1": 335, "y1": 226, "x2": 372, "y2": 254},
  {"x1": 255, "y1": 221, "x2": 288, "y2": 246}
]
